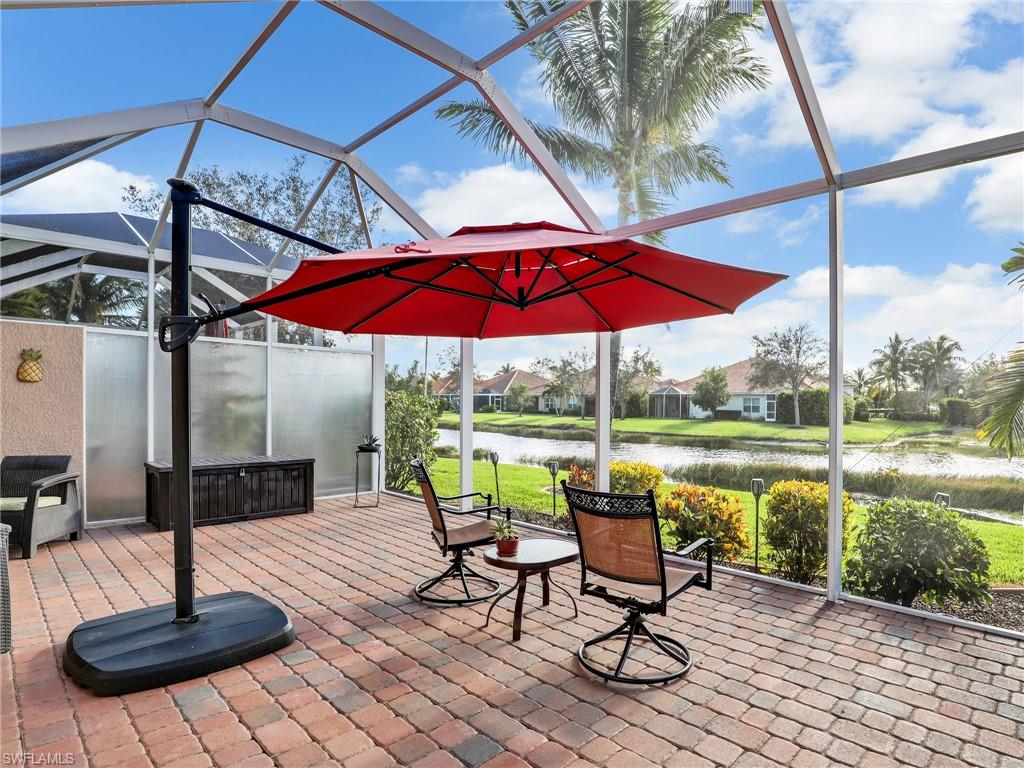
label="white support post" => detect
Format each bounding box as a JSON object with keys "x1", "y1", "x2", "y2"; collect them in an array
[
  {"x1": 459, "y1": 337, "x2": 474, "y2": 510},
  {"x1": 371, "y1": 335, "x2": 385, "y2": 492},
  {"x1": 146, "y1": 252, "x2": 156, "y2": 462},
  {"x1": 265, "y1": 276, "x2": 274, "y2": 455},
  {"x1": 594, "y1": 331, "x2": 611, "y2": 492},
  {"x1": 826, "y1": 186, "x2": 844, "y2": 603}
]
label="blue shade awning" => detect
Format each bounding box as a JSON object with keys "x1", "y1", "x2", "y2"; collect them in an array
[{"x1": 1, "y1": 137, "x2": 113, "y2": 184}]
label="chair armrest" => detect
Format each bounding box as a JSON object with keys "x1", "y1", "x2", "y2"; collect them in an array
[
  {"x1": 675, "y1": 537, "x2": 711, "y2": 558},
  {"x1": 437, "y1": 491, "x2": 495, "y2": 517},
  {"x1": 30, "y1": 472, "x2": 80, "y2": 493},
  {"x1": 442, "y1": 504, "x2": 507, "y2": 518},
  {"x1": 675, "y1": 538, "x2": 714, "y2": 590}
]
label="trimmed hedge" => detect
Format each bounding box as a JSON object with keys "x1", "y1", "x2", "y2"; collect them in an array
[
  {"x1": 776, "y1": 387, "x2": 853, "y2": 425},
  {"x1": 939, "y1": 398, "x2": 975, "y2": 426},
  {"x1": 854, "y1": 397, "x2": 871, "y2": 422},
  {"x1": 714, "y1": 409, "x2": 742, "y2": 421},
  {"x1": 763, "y1": 480, "x2": 853, "y2": 584}
]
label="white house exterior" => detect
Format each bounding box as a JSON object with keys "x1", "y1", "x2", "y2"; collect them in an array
[{"x1": 649, "y1": 358, "x2": 794, "y2": 421}]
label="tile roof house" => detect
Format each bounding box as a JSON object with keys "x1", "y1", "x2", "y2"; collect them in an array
[
  {"x1": 648, "y1": 357, "x2": 830, "y2": 421},
  {"x1": 432, "y1": 368, "x2": 555, "y2": 412}
]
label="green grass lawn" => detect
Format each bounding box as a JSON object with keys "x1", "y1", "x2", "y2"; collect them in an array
[
  {"x1": 437, "y1": 412, "x2": 947, "y2": 444},
  {"x1": 418, "y1": 458, "x2": 1023, "y2": 586}
]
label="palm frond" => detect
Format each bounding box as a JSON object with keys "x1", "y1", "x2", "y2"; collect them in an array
[
  {"x1": 976, "y1": 346, "x2": 1024, "y2": 459},
  {"x1": 435, "y1": 99, "x2": 608, "y2": 181}
]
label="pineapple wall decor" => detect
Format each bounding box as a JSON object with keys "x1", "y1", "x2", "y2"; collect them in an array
[{"x1": 17, "y1": 348, "x2": 44, "y2": 383}]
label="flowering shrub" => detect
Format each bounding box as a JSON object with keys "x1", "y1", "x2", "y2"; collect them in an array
[
  {"x1": 846, "y1": 499, "x2": 990, "y2": 607},
  {"x1": 763, "y1": 480, "x2": 853, "y2": 584},
  {"x1": 609, "y1": 461, "x2": 664, "y2": 495},
  {"x1": 567, "y1": 464, "x2": 594, "y2": 489},
  {"x1": 564, "y1": 461, "x2": 663, "y2": 495},
  {"x1": 658, "y1": 483, "x2": 749, "y2": 563}
]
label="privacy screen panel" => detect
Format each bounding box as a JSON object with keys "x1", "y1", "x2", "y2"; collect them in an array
[{"x1": 270, "y1": 346, "x2": 372, "y2": 497}]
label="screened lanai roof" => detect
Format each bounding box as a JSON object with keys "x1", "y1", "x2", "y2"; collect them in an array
[{"x1": 0, "y1": 0, "x2": 1020, "y2": 284}]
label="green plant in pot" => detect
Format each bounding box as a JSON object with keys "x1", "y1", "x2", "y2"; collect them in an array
[
  {"x1": 358, "y1": 434, "x2": 381, "y2": 453},
  {"x1": 491, "y1": 518, "x2": 519, "y2": 557}
]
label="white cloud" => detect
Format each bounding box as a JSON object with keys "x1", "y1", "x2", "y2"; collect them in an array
[
  {"x1": 723, "y1": 203, "x2": 822, "y2": 247},
  {"x1": 411, "y1": 164, "x2": 617, "y2": 235},
  {"x1": 723, "y1": 2, "x2": 1022, "y2": 234},
  {"x1": 395, "y1": 162, "x2": 430, "y2": 185},
  {"x1": 966, "y1": 157, "x2": 1024, "y2": 232},
  {"x1": 1, "y1": 159, "x2": 156, "y2": 214}
]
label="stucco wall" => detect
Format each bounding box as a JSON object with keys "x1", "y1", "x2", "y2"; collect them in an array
[{"x1": 0, "y1": 319, "x2": 85, "y2": 473}]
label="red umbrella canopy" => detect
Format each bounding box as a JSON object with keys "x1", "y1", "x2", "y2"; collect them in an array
[{"x1": 244, "y1": 222, "x2": 786, "y2": 338}]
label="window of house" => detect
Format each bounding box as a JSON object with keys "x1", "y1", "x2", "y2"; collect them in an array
[
  {"x1": 544, "y1": 397, "x2": 556, "y2": 410},
  {"x1": 742, "y1": 397, "x2": 761, "y2": 415}
]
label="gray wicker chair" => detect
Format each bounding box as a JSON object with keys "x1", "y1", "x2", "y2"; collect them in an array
[
  {"x1": 0, "y1": 523, "x2": 10, "y2": 653},
  {"x1": 1, "y1": 455, "x2": 83, "y2": 559}
]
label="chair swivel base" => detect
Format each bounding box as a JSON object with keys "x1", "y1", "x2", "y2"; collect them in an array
[
  {"x1": 578, "y1": 608, "x2": 693, "y2": 685},
  {"x1": 414, "y1": 552, "x2": 502, "y2": 606},
  {"x1": 63, "y1": 591, "x2": 294, "y2": 697}
]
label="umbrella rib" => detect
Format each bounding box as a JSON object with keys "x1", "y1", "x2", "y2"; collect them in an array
[
  {"x1": 528, "y1": 273, "x2": 632, "y2": 306},
  {"x1": 523, "y1": 248, "x2": 555, "y2": 303},
  {"x1": 527, "y1": 251, "x2": 638, "y2": 305},
  {"x1": 384, "y1": 273, "x2": 518, "y2": 305},
  {"x1": 478, "y1": 252, "x2": 512, "y2": 338},
  {"x1": 345, "y1": 262, "x2": 461, "y2": 334},
  {"x1": 549, "y1": 259, "x2": 613, "y2": 331},
  {"x1": 459, "y1": 258, "x2": 518, "y2": 304},
  {"x1": 564, "y1": 247, "x2": 731, "y2": 313}
]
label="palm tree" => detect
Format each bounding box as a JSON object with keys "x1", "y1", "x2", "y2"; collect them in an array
[
  {"x1": 848, "y1": 367, "x2": 871, "y2": 396},
  {"x1": 497, "y1": 363, "x2": 516, "y2": 375},
  {"x1": 437, "y1": 0, "x2": 768, "y2": 412},
  {"x1": 976, "y1": 348, "x2": 1024, "y2": 458},
  {"x1": 871, "y1": 333, "x2": 916, "y2": 399},
  {"x1": 912, "y1": 334, "x2": 964, "y2": 405},
  {"x1": 977, "y1": 246, "x2": 1024, "y2": 457}
]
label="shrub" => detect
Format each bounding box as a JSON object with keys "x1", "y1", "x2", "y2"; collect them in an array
[
  {"x1": 843, "y1": 395, "x2": 855, "y2": 425},
  {"x1": 854, "y1": 397, "x2": 871, "y2": 422},
  {"x1": 385, "y1": 390, "x2": 441, "y2": 491},
  {"x1": 659, "y1": 484, "x2": 749, "y2": 563},
  {"x1": 479, "y1": 404, "x2": 497, "y2": 413},
  {"x1": 776, "y1": 387, "x2": 829, "y2": 425},
  {"x1": 714, "y1": 409, "x2": 742, "y2": 421},
  {"x1": 623, "y1": 390, "x2": 648, "y2": 418},
  {"x1": 846, "y1": 499, "x2": 990, "y2": 607},
  {"x1": 610, "y1": 461, "x2": 664, "y2": 494},
  {"x1": 890, "y1": 391, "x2": 933, "y2": 421},
  {"x1": 939, "y1": 397, "x2": 975, "y2": 426},
  {"x1": 869, "y1": 467, "x2": 902, "y2": 498},
  {"x1": 567, "y1": 464, "x2": 594, "y2": 489},
  {"x1": 763, "y1": 480, "x2": 853, "y2": 584}
]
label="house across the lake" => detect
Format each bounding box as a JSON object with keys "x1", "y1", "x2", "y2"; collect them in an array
[
  {"x1": 649, "y1": 358, "x2": 795, "y2": 421},
  {"x1": 433, "y1": 368, "x2": 557, "y2": 412}
]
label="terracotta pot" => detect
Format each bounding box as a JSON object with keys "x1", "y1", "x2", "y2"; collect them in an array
[{"x1": 496, "y1": 538, "x2": 519, "y2": 557}]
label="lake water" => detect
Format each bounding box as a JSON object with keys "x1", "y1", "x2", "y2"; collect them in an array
[{"x1": 437, "y1": 429, "x2": 1024, "y2": 480}]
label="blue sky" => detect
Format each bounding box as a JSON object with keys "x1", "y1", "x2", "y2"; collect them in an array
[{"x1": 2, "y1": 1, "x2": 1022, "y2": 380}]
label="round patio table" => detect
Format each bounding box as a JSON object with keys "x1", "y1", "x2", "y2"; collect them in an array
[{"x1": 482, "y1": 538, "x2": 579, "y2": 642}]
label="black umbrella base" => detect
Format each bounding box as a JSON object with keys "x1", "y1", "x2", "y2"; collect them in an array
[{"x1": 63, "y1": 591, "x2": 294, "y2": 696}]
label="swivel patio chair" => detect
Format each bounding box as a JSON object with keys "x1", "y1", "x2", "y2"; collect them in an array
[
  {"x1": 561, "y1": 481, "x2": 713, "y2": 685},
  {"x1": 411, "y1": 458, "x2": 510, "y2": 606},
  {"x1": 1, "y1": 455, "x2": 83, "y2": 559}
]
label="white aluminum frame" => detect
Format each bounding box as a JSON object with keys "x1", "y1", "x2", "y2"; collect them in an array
[{"x1": 3, "y1": 0, "x2": 1023, "y2": 636}]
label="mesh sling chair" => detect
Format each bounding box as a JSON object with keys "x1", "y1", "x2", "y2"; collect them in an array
[
  {"x1": 1, "y1": 455, "x2": 83, "y2": 560},
  {"x1": 561, "y1": 482, "x2": 713, "y2": 685},
  {"x1": 411, "y1": 458, "x2": 510, "y2": 605}
]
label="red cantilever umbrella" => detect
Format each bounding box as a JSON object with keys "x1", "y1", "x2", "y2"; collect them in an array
[{"x1": 243, "y1": 221, "x2": 786, "y2": 337}]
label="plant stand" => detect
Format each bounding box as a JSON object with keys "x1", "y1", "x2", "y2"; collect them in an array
[{"x1": 354, "y1": 449, "x2": 381, "y2": 508}]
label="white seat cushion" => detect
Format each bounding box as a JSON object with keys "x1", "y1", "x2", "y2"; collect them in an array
[{"x1": 0, "y1": 496, "x2": 63, "y2": 512}]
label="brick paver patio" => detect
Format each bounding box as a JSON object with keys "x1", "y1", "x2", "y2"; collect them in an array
[{"x1": 2, "y1": 494, "x2": 1022, "y2": 768}]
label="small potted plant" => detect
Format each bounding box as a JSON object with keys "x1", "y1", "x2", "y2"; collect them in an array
[
  {"x1": 491, "y1": 518, "x2": 520, "y2": 557},
  {"x1": 358, "y1": 434, "x2": 381, "y2": 453}
]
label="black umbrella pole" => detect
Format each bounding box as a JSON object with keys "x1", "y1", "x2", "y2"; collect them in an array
[{"x1": 170, "y1": 180, "x2": 199, "y2": 623}]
